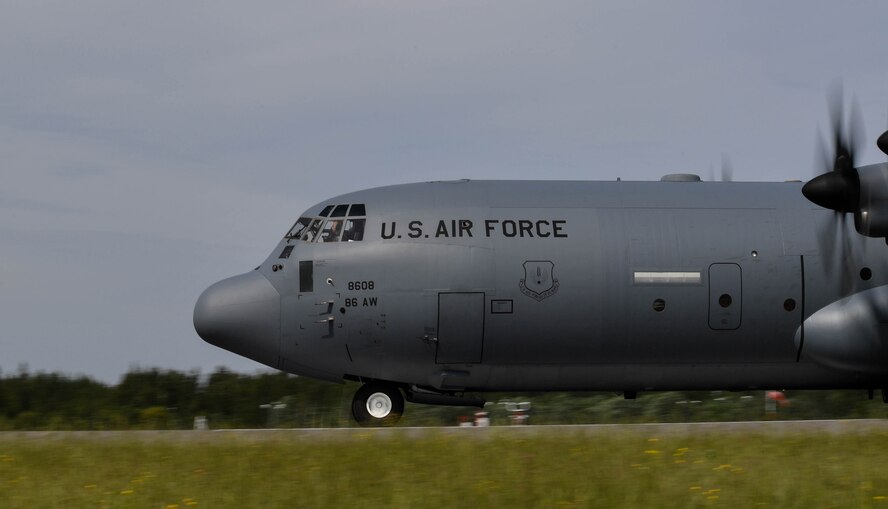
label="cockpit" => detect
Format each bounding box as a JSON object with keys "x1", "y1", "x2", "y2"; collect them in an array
[{"x1": 285, "y1": 203, "x2": 367, "y2": 244}]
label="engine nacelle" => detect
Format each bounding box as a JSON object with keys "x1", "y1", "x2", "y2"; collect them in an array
[
  {"x1": 854, "y1": 163, "x2": 888, "y2": 237},
  {"x1": 798, "y1": 285, "x2": 888, "y2": 374}
]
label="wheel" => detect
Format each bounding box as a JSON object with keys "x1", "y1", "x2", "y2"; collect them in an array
[{"x1": 352, "y1": 383, "x2": 404, "y2": 427}]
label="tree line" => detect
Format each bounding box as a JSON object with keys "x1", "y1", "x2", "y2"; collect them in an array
[
  {"x1": 0, "y1": 367, "x2": 887, "y2": 429},
  {"x1": 0, "y1": 367, "x2": 352, "y2": 430}
]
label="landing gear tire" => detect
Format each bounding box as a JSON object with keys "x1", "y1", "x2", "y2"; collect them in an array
[{"x1": 352, "y1": 383, "x2": 404, "y2": 427}]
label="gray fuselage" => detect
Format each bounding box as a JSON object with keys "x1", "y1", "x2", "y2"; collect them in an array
[{"x1": 194, "y1": 179, "x2": 888, "y2": 394}]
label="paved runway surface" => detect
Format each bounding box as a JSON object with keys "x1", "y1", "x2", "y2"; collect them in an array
[{"x1": 3, "y1": 419, "x2": 888, "y2": 442}]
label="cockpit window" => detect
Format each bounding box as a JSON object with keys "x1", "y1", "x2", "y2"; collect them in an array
[
  {"x1": 342, "y1": 219, "x2": 365, "y2": 241},
  {"x1": 286, "y1": 204, "x2": 367, "y2": 243},
  {"x1": 286, "y1": 217, "x2": 312, "y2": 239},
  {"x1": 278, "y1": 245, "x2": 294, "y2": 259},
  {"x1": 301, "y1": 218, "x2": 323, "y2": 242},
  {"x1": 319, "y1": 219, "x2": 343, "y2": 242}
]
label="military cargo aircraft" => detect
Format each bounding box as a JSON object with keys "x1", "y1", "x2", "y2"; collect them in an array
[{"x1": 194, "y1": 95, "x2": 888, "y2": 426}]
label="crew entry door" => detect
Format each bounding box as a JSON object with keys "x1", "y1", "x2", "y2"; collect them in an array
[{"x1": 436, "y1": 292, "x2": 485, "y2": 364}]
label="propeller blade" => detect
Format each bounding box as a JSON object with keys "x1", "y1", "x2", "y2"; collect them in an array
[
  {"x1": 827, "y1": 81, "x2": 846, "y2": 166},
  {"x1": 813, "y1": 127, "x2": 830, "y2": 178},
  {"x1": 720, "y1": 154, "x2": 733, "y2": 182},
  {"x1": 848, "y1": 95, "x2": 865, "y2": 161},
  {"x1": 816, "y1": 210, "x2": 855, "y2": 297},
  {"x1": 838, "y1": 213, "x2": 855, "y2": 296},
  {"x1": 816, "y1": 211, "x2": 837, "y2": 272}
]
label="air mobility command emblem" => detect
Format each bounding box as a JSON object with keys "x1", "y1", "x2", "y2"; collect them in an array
[{"x1": 519, "y1": 260, "x2": 559, "y2": 301}]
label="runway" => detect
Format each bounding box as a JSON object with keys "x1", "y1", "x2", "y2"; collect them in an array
[{"x1": 3, "y1": 419, "x2": 888, "y2": 442}]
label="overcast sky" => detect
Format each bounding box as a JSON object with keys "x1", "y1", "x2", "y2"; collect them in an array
[{"x1": 2, "y1": 2, "x2": 887, "y2": 383}]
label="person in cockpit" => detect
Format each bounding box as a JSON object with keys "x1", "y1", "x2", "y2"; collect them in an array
[{"x1": 321, "y1": 220, "x2": 343, "y2": 242}]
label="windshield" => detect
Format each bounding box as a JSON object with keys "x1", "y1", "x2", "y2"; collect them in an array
[
  {"x1": 285, "y1": 217, "x2": 312, "y2": 239},
  {"x1": 284, "y1": 203, "x2": 367, "y2": 243}
]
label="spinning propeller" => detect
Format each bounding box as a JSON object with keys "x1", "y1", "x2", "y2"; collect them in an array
[
  {"x1": 802, "y1": 84, "x2": 888, "y2": 295},
  {"x1": 803, "y1": 84, "x2": 865, "y2": 215}
]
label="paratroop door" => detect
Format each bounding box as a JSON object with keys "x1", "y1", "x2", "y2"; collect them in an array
[
  {"x1": 436, "y1": 292, "x2": 485, "y2": 363},
  {"x1": 709, "y1": 263, "x2": 742, "y2": 330}
]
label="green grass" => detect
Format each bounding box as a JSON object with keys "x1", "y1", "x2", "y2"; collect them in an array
[{"x1": 2, "y1": 429, "x2": 888, "y2": 508}]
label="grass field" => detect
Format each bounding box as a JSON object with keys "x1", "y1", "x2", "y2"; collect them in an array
[{"x1": 2, "y1": 426, "x2": 888, "y2": 508}]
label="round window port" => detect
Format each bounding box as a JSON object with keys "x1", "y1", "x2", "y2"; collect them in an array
[
  {"x1": 861, "y1": 267, "x2": 873, "y2": 281},
  {"x1": 783, "y1": 298, "x2": 796, "y2": 312},
  {"x1": 718, "y1": 294, "x2": 733, "y2": 308},
  {"x1": 652, "y1": 299, "x2": 666, "y2": 312}
]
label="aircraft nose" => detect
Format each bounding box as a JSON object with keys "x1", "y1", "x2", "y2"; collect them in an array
[{"x1": 194, "y1": 271, "x2": 281, "y2": 367}]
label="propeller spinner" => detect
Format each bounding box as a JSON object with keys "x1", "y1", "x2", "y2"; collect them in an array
[{"x1": 802, "y1": 84, "x2": 865, "y2": 215}]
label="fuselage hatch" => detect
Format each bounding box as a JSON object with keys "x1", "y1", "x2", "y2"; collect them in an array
[{"x1": 194, "y1": 175, "x2": 888, "y2": 425}]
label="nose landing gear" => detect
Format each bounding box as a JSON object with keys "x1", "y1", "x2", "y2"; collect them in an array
[{"x1": 352, "y1": 383, "x2": 404, "y2": 427}]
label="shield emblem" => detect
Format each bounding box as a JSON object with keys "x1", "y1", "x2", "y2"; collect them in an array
[{"x1": 519, "y1": 261, "x2": 559, "y2": 301}]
